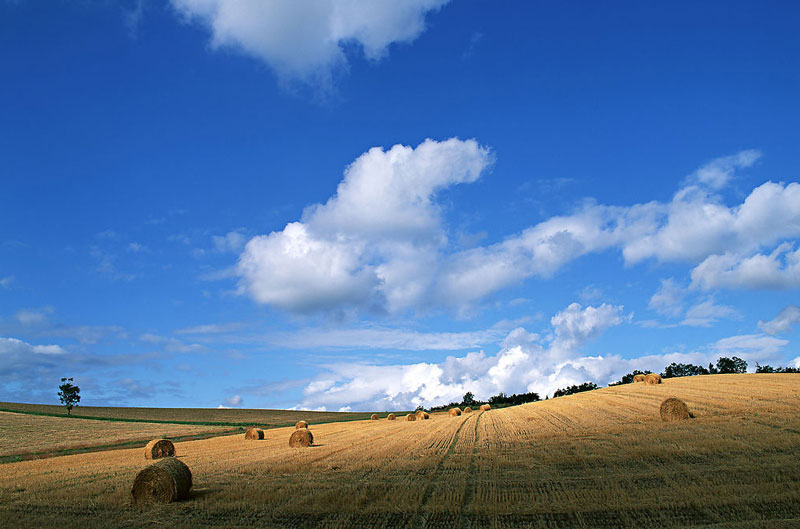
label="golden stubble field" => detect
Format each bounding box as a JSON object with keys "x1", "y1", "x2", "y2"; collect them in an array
[
  {"x1": 1, "y1": 373, "x2": 799, "y2": 528},
  {"x1": 0, "y1": 411, "x2": 234, "y2": 458}
]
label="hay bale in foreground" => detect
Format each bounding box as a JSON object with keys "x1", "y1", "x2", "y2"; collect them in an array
[
  {"x1": 289, "y1": 428, "x2": 314, "y2": 447},
  {"x1": 387, "y1": 413, "x2": 396, "y2": 421},
  {"x1": 131, "y1": 457, "x2": 192, "y2": 505},
  {"x1": 660, "y1": 397, "x2": 693, "y2": 421},
  {"x1": 144, "y1": 439, "x2": 175, "y2": 460},
  {"x1": 370, "y1": 414, "x2": 379, "y2": 420},
  {"x1": 633, "y1": 374, "x2": 646, "y2": 383},
  {"x1": 449, "y1": 408, "x2": 462, "y2": 417},
  {"x1": 295, "y1": 420, "x2": 309, "y2": 429},
  {"x1": 406, "y1": 413, "x2": 417, "y2": 421},
  {"x1": 463, "y1": 407, "x2": 472, "y2": 413},
  {"x1": 480, "y1": 404, "x2": 491, "y2": 411},
  {"x1": 244, "y1": 427, "x2": 264, "y2": 440},
  {"x1": 645, "y1": 373, "x2": 662, "y2": 385}
]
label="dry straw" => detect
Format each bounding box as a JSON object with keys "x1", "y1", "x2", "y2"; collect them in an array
[
  {"x1": 406, "y1": 413, "x2": 417, "y2": 421},
  {"x1": 633, "y1": 374, "x2": 646, "y2": 383},
  {"x1": 449, "y1": 408, "x2": 462, "y2": 417},
  {"x1": 244, "y1": 427, "x2": 264, "y2": 440},
  {"x1": 295, "y1": 420, "x2": 309, "y2": 429},
  {"x1": 660, "y1": 397, "x2": 693, "y2": 421},
  {"x1": 463, "y1": 407, "x2": 472, "y2": 413},
  {"x1": 370, "y1": 414, "x2": 379, "y2": 420},
  {"x1": 480, "y1": 404, "x2": 491, "y2": 411},
  {"x1": 645, "y1": 373, "x2": 662, "y2": 385},
  {"x1": 289, "y1": 428, "x2": 314, "y2": 447},
  {"x1": 387, "y1": 413, "x2": 396, "y2": 421},
  {"x1": 415, "y1": 410, "x2": 430, "y2": 420},
  {"x1": 131, "y1": 457, "x2": 192, "y2": 505},
  {"x1": 144, "y1": 439, "x2": 175, "y2": 460}
]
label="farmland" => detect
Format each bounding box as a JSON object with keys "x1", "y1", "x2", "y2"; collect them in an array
[
  {"x1": 0, "y1": 401, "x2": 382, "y2": 426},
  {"x1": 1, "y1": 373, "x2": 799, "y2": 528}
]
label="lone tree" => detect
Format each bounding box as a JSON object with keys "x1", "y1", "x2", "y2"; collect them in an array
[
  {"x1": 58, "y1": 377, "x2": 81, "y2": 416},
  {"x1": 462, "y1": 391, "x2": 476, "y2": 406}
]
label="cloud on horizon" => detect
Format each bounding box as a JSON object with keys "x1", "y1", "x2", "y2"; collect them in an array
[{"x1": 291, "y1": 302, "x2": 788, "y2": 412}]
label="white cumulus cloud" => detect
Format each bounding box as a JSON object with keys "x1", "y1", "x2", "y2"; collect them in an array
[
  {"x1": 237, "y1": 138, "x2": 493, "y2": 314},
  {"x1": 691, "y1": 243, "x2": 800, "y2": 290},
  {"x1": 170, "y1": 0, "x2": 450, "y2": 86},
  {"x1": 237, "y1": 147, "x2": 800, "y2": 316}
]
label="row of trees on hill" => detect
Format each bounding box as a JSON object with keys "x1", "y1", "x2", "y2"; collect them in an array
[
  {"x1": 609, "y1": 356, "x2": 799, "y2": 386},
  {"x1": 428, "y1": 390, "x2": 542, "y2": 412}
]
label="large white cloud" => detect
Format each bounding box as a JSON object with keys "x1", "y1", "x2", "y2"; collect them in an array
[
  {"x1": 170, "y1": 0, "x2": 449, "y2": 85},
  {"x1": 236, "y1": 146, "x2": 800, "y2": 315},
  {"x1": 237, "y1": 138, "x2": 493, "y2": 314}
]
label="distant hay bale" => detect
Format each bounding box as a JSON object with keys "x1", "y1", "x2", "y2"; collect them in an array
[
  {"x1": 387, "y1": 413, "x2": 396, "y2": 421},
  {"x1": 406, "y1": 413, "x2": 417, "y2": 421},
  {"x1": 644, "y1": 373, "x2": 662, "y2": 385},
  {"x1": 131, "y1": 457, "x2": 192, "y2": 505},
  {"x1": 244, "y1": 427, "x2": 264, "y2": 440},
  {"x1": 289, "y1": 428, "x2": 314, "y2": 447},
  {"x1": 480, "y1": 404, "x2": 491, "y2": 411},
  {"x1": 633, "y1": 374, "x2": 646, "y2": 383},
  {"x1": 463, "y1": 407, "x2": 472, "y2": 413},
  {"x1": 449, "y1": 408, "x2": 462, "y2": 417},
  {"x1": 370, "y1": 414, "x2": 379, "y2": 420},
  {"x1": 421, "y1": 411, "x2": 430, "y2": 420},
  {"x1": 660, "y1": 397, "x2": 693, "y2": 421},
  {"x1": 144, "y1": 439, "x2": 175, "y2": 460},
  {"x1": 295, "y1": 420, "x2": 309, "y2": 429}
]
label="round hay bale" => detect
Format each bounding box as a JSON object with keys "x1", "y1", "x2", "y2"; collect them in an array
[
  {"x1": 406, "y1": 413, "x2": 417, "y2": 421},
  {"x1": 370, "y1": 414, "x2": 379, "y2": 420},
  {"x1": 131, "y1": 457, "x2": 192, "y2": 504},
  {"x1": 463, "y1": 407, "x2": 472, "y2": 413},
  {"x1": 644, "y1": 373, "x2": 662, "y2": 385},
  {"x1": 421, "y1": 411, "x2": 430, "y2": 420},
  {"x1": 660, "y1": 397, "x2": 693, "y2": 421},
  {"x1": 633, "y1": 374, "x2": 646, "y2": 383},
  {"x1": 449, "y1": 408, "x2": 462, "y2": 417},
  {"x1": 144, "y1": 439, "x2": 175, "y2": 460},
  {"x1": 289, "y1": 428, "x2": 314, "y2": 447},
  {"x1": 295, "y1": 420, "x2": 309, "y2": 429},
  {"x1": 480, "y1": 404, "x2": 491, "y2": 411},
  {"x1": 387, "y1": 413, "x2": 396, "y2": 421},
  {"x1": 244, "y1": 427, "x2": 264, "y2": 440}
]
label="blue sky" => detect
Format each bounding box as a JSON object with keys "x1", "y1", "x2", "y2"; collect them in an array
[{"x1": 1, "y1": 0, "x2": 799, "y2": 411}]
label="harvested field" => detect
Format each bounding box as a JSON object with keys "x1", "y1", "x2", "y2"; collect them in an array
[
  {"x1": 0, "y1": 411, "x2": 232, "y2": 459},
  {"x1": 0, "y1": 402, "x2": 378, "y2": 426},
  {"x1": 1, "y1": 374, "x2": 799, "y2": 528}
]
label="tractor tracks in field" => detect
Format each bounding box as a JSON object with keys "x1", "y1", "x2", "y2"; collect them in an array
[
  {"x1": 457, "y1": 411, "x2": 485, "y2": 529},
  {"x1": 408, "y1": 411, "x2": 482, "y2": 529}
]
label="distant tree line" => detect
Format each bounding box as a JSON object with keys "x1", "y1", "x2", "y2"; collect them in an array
[
  {"x1": 755, "y1": 363, "x2": 800, "y2": 373},
  {"x1": 552, "y1": 382, "x2": 598, "y2": 398},
  {"x1": 428, "y1": 390, "x2": 541, "y2": 411}
]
